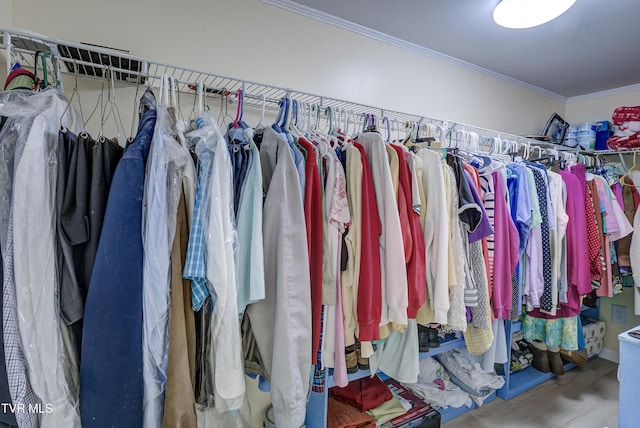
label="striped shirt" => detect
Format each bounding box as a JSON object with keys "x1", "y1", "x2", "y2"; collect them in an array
[{"x1": 184, "y1": 148, "x2": 214, "y2": 311}]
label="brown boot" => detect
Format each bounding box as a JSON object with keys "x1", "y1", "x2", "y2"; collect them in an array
[
  {"x1": 559, "y1": 348, "x2": 588, "y2": 367},
  {"x1": 547, "y1": 346, "x2": 565, "y2": 376},
  {"x1": 345, "y1": 344, "x2": 358, "y2": 374},
  {"x1": 356, "y1": 343, "x2": 369, "y2": 370},
  {"x1": 529, "y1": 340, "x2": 551, "y2": 373}
]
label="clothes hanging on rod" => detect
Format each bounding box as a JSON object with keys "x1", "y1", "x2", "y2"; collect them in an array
[
  {"x1": 80, "y1": 90, "x2": 157, "y2": 428},
  {"x1": 0, "y1": 87, "x2": 85, "y2": 428},
  {"x1": 3, "y1": 29, "x2": 640, "y2": 428}
]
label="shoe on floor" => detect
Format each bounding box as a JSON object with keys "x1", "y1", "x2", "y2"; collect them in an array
[
  {"x1": 559, "y1": 348, "x2": 588, "y2": 367},
  {"x1": 529, "y1": 340, "x2": 551, "y2": 373},
  {"x1": 418, "y1": 324, "x2": 430, "y2": 352},
  {"x1": 345, "y1": 344, "x2": 358, "y2": 374},
  {"x1": 547, "y1": 346, "x2": 565, "y2": 376},
  {"x1": 428, "y1": 324, "x2": 440, "y2": 348},
  {"x1": 355, "y1": 345, "x2": 369, "y2": 370}
]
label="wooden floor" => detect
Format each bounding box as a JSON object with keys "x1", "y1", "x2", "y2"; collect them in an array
[{"x1": 444, "y1": 357, "x2": 619, "y2": 428}]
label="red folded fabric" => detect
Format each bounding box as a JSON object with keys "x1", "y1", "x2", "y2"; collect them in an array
[
  {"x1": 612, "y1": 106, "x2": 640, "y2": 125},
  {"x1": 607, "y1": 133, "x2": 640, "y2": 150},
  {"x1": 330, "y1": 376, "x2": 393, "y2": 412},
  {"x1": 327, "y1": 397, "x2": 376, "y2": 428}
]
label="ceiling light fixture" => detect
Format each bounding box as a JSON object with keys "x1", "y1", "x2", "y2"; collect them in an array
[{"x1": 493, "y1": 0, "x2": 576, "y2": 29}]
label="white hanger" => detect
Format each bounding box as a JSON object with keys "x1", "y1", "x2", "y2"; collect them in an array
[
  {"x1": 197, "y1": 80, "x2": 204, "y2": 116},
  {"x1": 256, "y1": 93, "x2": 266, "y2": 128},
  {"x1": 469, "y1": 131, "x2": 480, "y2": 152}
]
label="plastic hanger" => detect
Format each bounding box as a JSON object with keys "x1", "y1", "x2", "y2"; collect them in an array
[
  {"x1": 272, "y1": 97, "x2": 287, "y2": 132},
  {"x1": 231, "y1": 88, "x2": 243, "y2": 128},
  {"x1": 391, "y1": 118, "x2": 401, "y2": 142},
  {"x1": 341, "y1": 108, "x2": 349, "y2": 135},
  {"x1": 343, "y1": 109, "x2": 352, "y2": 137},
  {"x1": 254, "y1": 93, "x2": 266, "y2": 129},
  {"x1": 197, "y1": 80, "x2": 204, "y2": 117},
  {"x1": 382, "y1": 116, "x2": 391, "y2": 142},
  {"x1": 325, "y1": 106, "x2": 334, "y2": 135},
  {"x1": 403, "y1": 120, "x2": 415, "y2": 147}
]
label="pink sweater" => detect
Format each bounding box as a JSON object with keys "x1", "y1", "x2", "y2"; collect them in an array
[{"x1": 490, "y1": 171, "x2": 520, "y2": 319}]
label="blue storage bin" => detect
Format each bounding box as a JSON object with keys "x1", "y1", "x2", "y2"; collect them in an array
[{"x1": 596, "y1": 121, "x2": 613, "y2": 150}]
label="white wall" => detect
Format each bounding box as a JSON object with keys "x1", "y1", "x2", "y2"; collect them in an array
[
  {"x1": 566, "y1": 87, "x2": 640, "y2": 124},
  {"x1": 0, "y1": 0, "x2": 11, "y2": 28},
  {"x1": 10, "y1": 0, "x2": 564, "y2": 137}
]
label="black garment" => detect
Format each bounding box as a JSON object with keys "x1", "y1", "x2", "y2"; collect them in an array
[
  {"x1": 81, "y1": 138, "x2": 124, "y2": 293},
  {"x1": 195, "y1": 297, "x2": 214, "y2": 407},
  {"x1": 57, "y1": 130, "x2": 125, "y2": 326},
  {"x1": 446, "y1": 153, "x2": 482, "y2": 232},
  {"x1": 57, "y1": 129, "x2": 93, "y2": 326}
]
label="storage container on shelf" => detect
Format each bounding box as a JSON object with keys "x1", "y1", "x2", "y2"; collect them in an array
[
  {"x1": 564, "y1": 125, "x2": 578, "y2": 148},
  {"x1": 596, "y1": 121, "x2": 613, "y2": 150},
  {"x1": 577, "y1": 122, "x2": 597, "y2": 150}
]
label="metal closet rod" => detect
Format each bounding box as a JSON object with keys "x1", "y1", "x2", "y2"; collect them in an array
[{"x1": 2, "y1": 27, "x2": 637, "y2": 155}]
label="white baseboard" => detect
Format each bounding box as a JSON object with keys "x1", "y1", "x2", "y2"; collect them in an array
[{"x1": 598, "y1": 347, "x2": 620, "y2": 363}]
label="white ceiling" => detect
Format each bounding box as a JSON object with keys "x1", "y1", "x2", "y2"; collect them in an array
[{"x1": 284, "y1": 0, "x2": 640, "y2": 99}]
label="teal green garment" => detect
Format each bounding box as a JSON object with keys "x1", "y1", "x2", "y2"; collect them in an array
[
  {"x1": 236, "y1": 129, "x2": 265, "y2": 316},
  {"x1": 522, "y1": 313, "x2": 579, "y2": 350},
  {"x1": 365, "y1": 396, "x2": 407, "y2": 424},
  {"x1": 526, "y1": 168, "x2": 543, "y2": 229}
]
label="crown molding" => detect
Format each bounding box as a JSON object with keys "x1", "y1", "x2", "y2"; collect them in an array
[
  {"x1": 566, "y1": 82, "x2": 640, "y2": 103},
  {"x1": 260, "y1": 0, "x2": 567, "y2": 102}
]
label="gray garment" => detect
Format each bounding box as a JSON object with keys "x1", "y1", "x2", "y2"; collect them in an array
[
  {"x1": 469, "y1": 241, "x2": 491, "y2": 330},
  {"x1": 245, "y1": 127, "x2": 311, "y2": 428},
  {"x1": 56, "y1": 129, "x2": 92, "y2": 325},
  {"x1": 461, "y1": 233, "x2": 479, "y2": 307},
  {"x1": 0, "y1": 114, "x2": 41, "y2": 428}
]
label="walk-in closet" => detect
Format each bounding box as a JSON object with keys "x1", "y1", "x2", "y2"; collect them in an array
[{"x1": 0, "y1": 1, "x2": 639, "y2": 428}]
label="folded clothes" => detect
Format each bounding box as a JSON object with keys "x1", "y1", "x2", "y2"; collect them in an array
[
  {"x1": 607, "y1": 132, "x2": 640, "y2": 150},
  {"x1": 330, "y1": 376, "x2": 393, "y2": 412},
  {"x1": 436, "y1": 348, "x2": 504, "y2": 396},
  {"x1": 327, "y1": 397, "x2": 376, "y2": 428},
  {"x1": 365, "y1": 396, "x2": 407, "y2": 425},
  {"x1": 612, "y1": 106, "x2": 640, "y2": 125},
  {"x1": 404, "y1": 357, "x2": 471, "y2": 409}
]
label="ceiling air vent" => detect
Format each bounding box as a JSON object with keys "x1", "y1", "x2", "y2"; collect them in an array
[{"x1": 57, "y1": 42, "x2": 146, "y2": 85}]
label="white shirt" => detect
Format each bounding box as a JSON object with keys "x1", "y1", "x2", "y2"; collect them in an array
[
  {"x1": 189, "y1": 114, "x2": 246, "y2": 413},
  {"x1": 419, "y1": 149, "x2": 451, "y2": 324}
]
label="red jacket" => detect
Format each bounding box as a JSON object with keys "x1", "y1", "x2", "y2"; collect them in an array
[
  {"x1": 391, "y1": 145, "x2": 426, "y2": 319},
  {"x1": 354, "y1": 143, "x2": 382, "y2": 341},
  {"x1": 299, "y1": 137, "x2": 323, "y2": 364}
]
